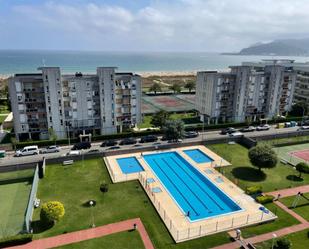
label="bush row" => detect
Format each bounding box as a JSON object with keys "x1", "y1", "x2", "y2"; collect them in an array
[
  {"x1": 0, "y1": 234, "x2": 33, "y2": 247},
  {"x1": 255, "y1": 195, "x2": 275, "y2": 204},
  {"x1": 246, "y1": 186, "x2": 262, "y2": 195}
]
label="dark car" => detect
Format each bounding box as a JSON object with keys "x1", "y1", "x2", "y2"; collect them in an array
[
  {"x1": 239, "y1": 126, "x2": 256, "y2": 132},
  {"x1": 184, "y1": 131, "x2": 199, "y2": 138},
  {"x1": 72, "y1": 141, "x2": 91, "y2": 150},
  {"x1": 119, "y1": 137, "x2": 137, "y2": 145},
  {"x1": 220, "y1": 127, "x2": 237, "y2": 135},
  {"x1": 140, "y1": 135, "x2": 158, "y2": 143},
  {"x1": 100, "y1": 140, "x2": 117, "y2": 147},
  {"x1": 107, "y1": 146, "x2": 121, "y2": 150}
]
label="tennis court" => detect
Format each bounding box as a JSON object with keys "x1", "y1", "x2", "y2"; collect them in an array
[
  {"x1": 0, "y1": 169, "x2": 34, "y2": 238},
  {"x1": 276, "y1": 143, "x2": 309, "y2": 166},
  {"x1": 142, "y1": 94, "x2": 195, "y2": 113}
]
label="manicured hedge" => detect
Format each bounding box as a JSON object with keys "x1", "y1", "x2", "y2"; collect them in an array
[
  {"x1": 246, "y1": 186, "x2": 262, "y2": 195},
  {"x1": 256, "y1": 195, "x2": 275, "y2": 204},
  {"x1": 0, "y1": 234, "x2": 33, "y2": 247}
]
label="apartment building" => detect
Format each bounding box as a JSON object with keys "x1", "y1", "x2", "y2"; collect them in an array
[
  {"x1": 196, "y1": 62, "x2": 297, "y2": 123},
  {"x1": 8, "y1": 67, "x2": 141, "y2": 141},
  {"x1": 243, "y1": 60, "x2": 309, "y2": 110}
]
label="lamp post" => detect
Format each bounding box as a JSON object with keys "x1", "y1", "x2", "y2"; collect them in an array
[
  {"x1": 89, "y1": 200, "x2": 95, "y2": 228},
  {"x1": 271, "y1": 233, "x2": 277, "y2": 249}
]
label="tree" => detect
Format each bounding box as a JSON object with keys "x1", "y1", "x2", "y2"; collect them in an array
[
  {"x1": 48, "y1": 128, "x2": 57, "y2": 145},
  {"x1": 184, "y1": 81, "x2": 196, "y2": 92},
  {"x1": 295, "y1": 162, "x2": 309, "y2": 178},
  {"x1": 248, "y1": 145, "x2": 278, "y2": 171},
  {"x1": 169, "y1": 83, "x2": 181, "y2": 94},
  {"x1": 150, "y1": 110, "x2": 170, "y2": 129},
  {"x1": 40, "y1": 201, "x2": 65, "y2": 225},
  {"x1": 162, "y1": 120, "x2": 185, "y2": 141},
  {"x1": 289, "y1": 101, "x2": 308, "y2": 117},
  {"x1": 149, "y1": 82, "x2": 162, "y2": 94},
  {"x1": 274, "y1": 238, "x2": 291, "y2": 249}
]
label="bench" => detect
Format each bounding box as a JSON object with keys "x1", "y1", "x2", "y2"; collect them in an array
[
  {"x1": 63, "y1": 160, "x2": 74, "y2": 166},
  {"x1": 280, "y1": 159, "x2": 288, "y2": 164}
]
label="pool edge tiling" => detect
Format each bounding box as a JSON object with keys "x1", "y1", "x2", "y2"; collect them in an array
[{"x1": 104, "y1": 145, "x2": 277, "y2": 243}]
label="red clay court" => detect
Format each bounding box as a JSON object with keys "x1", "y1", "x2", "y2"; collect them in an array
[{"x1": 290, "y1": 149, "x2": 309, "y2": 162}]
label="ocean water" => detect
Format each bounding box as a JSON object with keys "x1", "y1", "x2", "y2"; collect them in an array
[{"x1": 0, "y1": 50, "x2": 309, "y2": 75}]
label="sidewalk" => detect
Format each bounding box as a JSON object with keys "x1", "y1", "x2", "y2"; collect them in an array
[
  {"x1": 7, "y1": 218, "x2": 154, "y2": 249},
  {"x1": 268, "y1": 185, "x2": 309, "y2": 198}
]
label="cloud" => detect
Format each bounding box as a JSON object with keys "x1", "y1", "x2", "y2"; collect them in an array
[{"x1": 6, "y1": 0, "x2": 309, "y2": 51}]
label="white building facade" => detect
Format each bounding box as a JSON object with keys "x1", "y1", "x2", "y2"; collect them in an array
[{"x1": 9, "y1": 67, "x2": 141, "y2": 141}]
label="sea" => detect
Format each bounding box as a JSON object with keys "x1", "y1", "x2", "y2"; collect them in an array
[{"x1": 1, "y1": 50, "x2": 309, "y2": 76}]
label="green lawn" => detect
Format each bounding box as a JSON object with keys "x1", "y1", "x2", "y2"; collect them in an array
[
  {"x1": 0, "y1": 174, "x2": 33, "y2": 238},
  {"x1": 254, "y1": 229, "x2": 309, "y2": 249},
  {"x1": 240, "y1": 203, "x2": 299, "y2": 238},
  {"x1": 259, "y1": 135, "x2": 309, "y2": 147},
  {"x1": 55, "y1": 231, "x2": 145, "y2": 249},
  {"x1": 207, "y1": 143, "x2": 309, "y2": 192},
  {"x1": 33, "y1": 159, "x2": 232, "y2": 249},
  {"x1": 0, "y1": 114, "x2": 8, "y2": 124},
  {"x1": 279, "y1": 195, "x2": 309, "y2": 221}
]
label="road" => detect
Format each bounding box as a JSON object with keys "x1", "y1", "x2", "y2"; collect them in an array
[{"x1": 0, "y1": 125, "x2": 305, "y2": 167}]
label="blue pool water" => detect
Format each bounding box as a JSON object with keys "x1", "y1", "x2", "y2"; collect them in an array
[
  {"x1": 143, "y1": 152, "x2": 241, "y2": 221},
  {"x1": 117, "y1": 157, "x2": 144, "y2": 174},
  {"x1": 183, "y1": 149, "x2": 213, "y2": 163}
]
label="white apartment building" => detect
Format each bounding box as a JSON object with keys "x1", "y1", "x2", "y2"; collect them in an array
[
  {"x1": 196, "y1": 62, "x2": 297, "y2": 123},
  {"x1": 8, "y1": 67, "x2": 142, "y2": 141}
]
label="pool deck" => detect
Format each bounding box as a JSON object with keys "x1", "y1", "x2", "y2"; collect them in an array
[{"x1": 104, "y1": 145, "x2": 277, "y2": 243}]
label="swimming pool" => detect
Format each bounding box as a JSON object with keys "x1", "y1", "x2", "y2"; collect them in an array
[
  {"x1": 183, "y1": 149, "x2": 213, "y2": 163},
  {"x1": 116, "y1": 157, "x2": 144, "y2": 174},
  {"x1": 143, "y1": 152, "x2": 241, "y2": 221}
]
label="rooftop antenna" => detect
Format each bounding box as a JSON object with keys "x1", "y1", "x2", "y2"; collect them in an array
[{"x1": 42, "y1": 58, "x2": 46, "y2": 66}]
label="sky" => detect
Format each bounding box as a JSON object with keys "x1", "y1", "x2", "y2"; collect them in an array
[{"x1": 0, "y1": 0, "x2": 309, "y2": 52}]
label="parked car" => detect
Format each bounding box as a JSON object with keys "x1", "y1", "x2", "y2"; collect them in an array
[
  {"x1": 119, "y1": 138, "x2": 137, "y2": 145},
  {"x1": 41, "y1": 145, "x2": 60, "y2": 154},
  {"x1": 298, "y1": 125, "x2": 309, "y2": 131},
  {"x1": 100, "y1": 140, "x2": 117, "y2": 147},
  {"x1": 239, "y1": 126, "x2": 256, "y2": 132},
  {"x1": 220, "y1": 127, "x2": 237, "y2": 135},
  {"x1": 168, "y1": 139, "x2": 183, "y2": 143},
  {"x1": 86, "y1": 149, "x2": 100, "y2": 154},
  {"x1": 161, "y1": 135, "x2": 168, "y2": 141},
  {"x1": 256, "y1": 124, "x2": 271, "y2": 131},
  {"x1": 72, "y1": 141, "x2": 91, "y2": 150},
  {"x1": 15, "y1": 146, "x2": 39, "y2": 157},
  {"x1": 184, "y1": 131, "x2": 199, "y2": 138},
  {"x1": 140, "y1": 135, "x2": 158, "y2": 143},
  {"x1": 107, "y1": 146, "x2": 121, "y2": 150}
]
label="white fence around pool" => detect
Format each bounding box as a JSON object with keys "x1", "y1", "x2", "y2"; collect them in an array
[{"x1": 138, "y1": 172, "x2": 276, "y2": 243}]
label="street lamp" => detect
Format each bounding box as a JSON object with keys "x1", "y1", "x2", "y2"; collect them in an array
[
  {"x1": 271, "y1": 233, "x2": 277, "y2": 249},
  {"x1": 89, "y1": 200, "x2": 95, "y2": 228}
]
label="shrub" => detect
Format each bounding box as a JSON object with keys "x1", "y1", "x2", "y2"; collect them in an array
[
  {"x1": 248, "y1": 145, "x2": 278, "y2": 171},
  {"x1": 274, "y1": 238, "x2": 291, "y2": 249},
  {"x1": 246, "y1": 186, "x2": 262, "y2": 195},
  {"x1": 0, "y1": 234, "x2": 33, "y2": 247},
  {"x1": 256, "y1": 195, "x2": 274, "y2": 204},
  {"x1": 100, "y1": 183, "x2": 109, "y2": 193},
  {"x1": 295, "y1": 162, "x2": 309, "y2": 178},
  {"x1": 40, "y1": 201, "x2": 65, "y2": 225}
]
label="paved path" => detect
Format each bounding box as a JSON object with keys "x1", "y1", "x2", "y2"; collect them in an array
[
  {"x1": 211, "y1": 186, "x2": 309, "y2": 249},
  {"x1": 268, "y1": 185, "x2": 309, "y2": 198},
  {"x1": 7, "y1": 218, "x2": 154, "y2": 249}
]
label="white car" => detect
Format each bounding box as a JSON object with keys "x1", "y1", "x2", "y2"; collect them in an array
[
  {"x1": 66, "y1": 150, "x2": 81, "y2": 156},
  {"x1": 41, "y1": 145, "x2": 60, "y2": 154},
  {"x1": 298, "y1": 125, "x2": 309, "y2": 130},
  {"x1": 256, "y1": 124, "x2": 271, "y2": 131},
  {"x1": 229, "y1": 131, "x2": 243, "y2": 137},
  {"x1": 15, "y1": 146, "x2": 39, "y2": 157}
]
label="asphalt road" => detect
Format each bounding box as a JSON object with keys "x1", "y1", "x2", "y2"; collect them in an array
[{"x1": 0, "y1": 125, "x2": 303, "y2": 167}]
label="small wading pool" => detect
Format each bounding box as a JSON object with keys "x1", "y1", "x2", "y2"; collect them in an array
[
  {"x1": 116, "y1": 157, "x2": 144, "y2": 174},
  {"x1": 183, "y1": 149, "x2": 213, "y2": 163}
]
